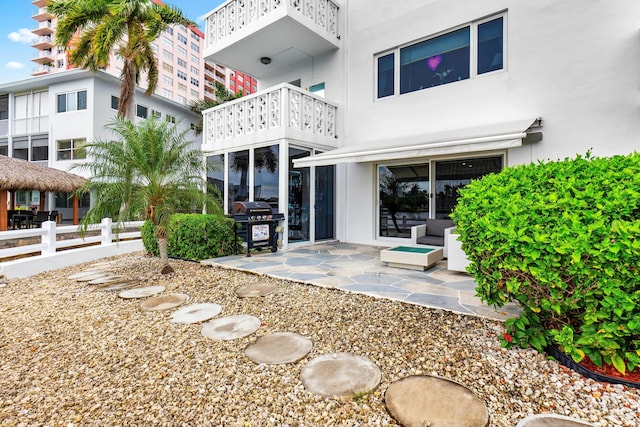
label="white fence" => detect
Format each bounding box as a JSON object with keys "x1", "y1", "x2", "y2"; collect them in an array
[{"x1": 0, "y1": 218, "x2": 144, "y2": 260}]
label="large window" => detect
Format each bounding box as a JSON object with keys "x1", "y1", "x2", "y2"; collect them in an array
[
  {"x1": 254, "y1": 145, "x2": 279, "y2": 209},
  {"x1": 57, "y1": 90, "x2": 87, "y2": 113},
  {"x1": 57, "y1": 138, "x2": 86, "y2": 160},
  {"x1": 376, "y1": 15, "x2": 504, "y2": 98},
  {"x1": 55, "y1": 191, "x2": 90, "y2": 209},
  {"x1": 377, "y1": 156, "x2": 503, "y2": 237},
  {"x1": 228, "y1": 150, "x2": 249, "y2": 207},
  {"x1": 378, "y1": 163, "x2": 430, "y2": 238}
]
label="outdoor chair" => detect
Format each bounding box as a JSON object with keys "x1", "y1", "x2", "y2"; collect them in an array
[
  {"x1": 34, "y1": 211, "x2": 50, "y2": 228},
  {"x1": 410, "y1": 218, "x2": 456, "y2": 257}
]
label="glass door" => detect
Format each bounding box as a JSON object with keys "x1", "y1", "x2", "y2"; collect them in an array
[
  {"x1": 314, "y1": 165, "x2": 335, "y2": 240},
  {"x1": 288, "y1": 147, "x2": 311, "y2": 242},
  {"x1": 378, "y1": 163, "x2": 430, "y2": 238}
]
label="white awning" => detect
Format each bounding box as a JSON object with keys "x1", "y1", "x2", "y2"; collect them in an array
[{"x1": 293, "y1": 117, "x2": 542, "y2": 167}]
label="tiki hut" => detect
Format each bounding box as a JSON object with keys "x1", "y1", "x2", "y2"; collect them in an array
[{"x1": 0, "y1": 155, "x2": 87, "y2": 231}]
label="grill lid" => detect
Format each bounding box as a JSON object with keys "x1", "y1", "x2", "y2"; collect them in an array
[{"x1": 234, "y1": 201, "x2": 273, "y2": 215}]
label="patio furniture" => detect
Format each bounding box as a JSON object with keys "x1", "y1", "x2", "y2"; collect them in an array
[
  {"x1": 34, "y1": 211, "x2": 50, "y2": 228},
  {"x1": 447, "y1": 233, "x2": 471, "y2": 272},
  {"x1": 12, "y1": 211, "x2": 34, "y2": 229},
  {"x1": 409, "y1": 218, "x2": 455, "y2": 257},
  {"x1": 380, "y1": 245, "x2": 444, "y2": 270}
]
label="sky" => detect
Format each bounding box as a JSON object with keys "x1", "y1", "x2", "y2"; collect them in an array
[{"x1": 0, "y1": 0, "x2": 227, "y2": 84}]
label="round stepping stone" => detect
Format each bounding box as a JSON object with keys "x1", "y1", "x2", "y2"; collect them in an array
[
  {"x1": 119, "y1": 286, "x2": 166, "y2": 299},
  {"x1": 68, "y1": 270, "x2": 105, "y2": 281},
  {"x1": 301, "y1": 352, "x2": 381, "y2": 398},
  {"x1": 235, "y1": 282, "x2": 278, "y2": 298},
  {"x1": 140, "y1": 293, "x2": 189, "y2": 312},
  {"x1": 94, "y1": 280, "x2": 140, "y2": 291},
  {"x1": 201, "y1": 315, "x2": 261, "y2": 341},
  {"x1": 169, "y1": 303, "x2": 222, "y2": 324},
  {"x1": 245, "y1": 332, "x2": 312, "y2": 364},
  {"x1": 385, "y1": 375, "x2": 489, "y2": 427},
  {"x1": 88, "y1": 275, "x2": 128, "y2": 285},
  {"x1": 515, "y1": 414, "x2": 595, "y2": 427},
  {"x1": 76, "y1": 272, "x2": 113, "y2": 282}
]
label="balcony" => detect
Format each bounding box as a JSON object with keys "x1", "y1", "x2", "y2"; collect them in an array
[
  {"x1": 32, "y1": 50, "x2": 54, "y2": 65},
  {"x1": 203, "y1": 83, "x2": 338, "y2": 151},
  {"x1": 32, "y1": 35, "x2": 54, "y2": 50},
  {"x1": 32, "y1": 7, "x2": 53, "y2": 22},
  {"x1": 32, "y1": 21, "x2": 53, "y2": 37},
  {"x1": 204, "y1": 0, "x2": 340, "y2": 78}
]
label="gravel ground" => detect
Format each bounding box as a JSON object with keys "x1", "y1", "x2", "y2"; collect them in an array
[{"x1": 0, "y1": 253, "x2": 638, "y2": 427}]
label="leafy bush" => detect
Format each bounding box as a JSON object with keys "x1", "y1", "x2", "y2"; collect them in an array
[
  {"x1": 453, "y1": 152, "x2": 640, "y2": 374},
  {"x1": 141, "y1": 214, "x2": 239, "y2": 261},
  {"x1": 166, "y1": 213, "x2": 238, "y2": 261},
  {"x1": 141, "y1": 220, "x2": 159, "y2": 256}
]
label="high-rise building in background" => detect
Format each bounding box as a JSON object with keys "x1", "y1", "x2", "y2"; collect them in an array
[{"x1": 29, "y1": 0, "x2": 256, "y2": 105}]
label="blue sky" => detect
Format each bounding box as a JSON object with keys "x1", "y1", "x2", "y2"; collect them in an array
[{"x1": 0, "y1": 0, "x2": 226, "y2": 84}]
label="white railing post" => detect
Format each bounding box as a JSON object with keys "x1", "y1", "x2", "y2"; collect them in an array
[
  {"x1": 101, "y1": 217, "x2": 113, "y2": 245},
  {"x1": 41, "y1": 221, "x2": 56, "y2": 256}
]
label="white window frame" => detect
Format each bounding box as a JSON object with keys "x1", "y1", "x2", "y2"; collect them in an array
[
  {"x1": 374, "y1": 12, "x2": 506, "y2": 100},
  {"x1": 56, "y1": 138, "x2": 86, "y2": 161}
]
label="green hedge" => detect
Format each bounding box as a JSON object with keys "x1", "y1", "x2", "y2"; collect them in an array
[
  {"x1": 453, "y1": 152, "x2": 640, "y2": 374},
  {"x1": 141, "y1": 214, "x2": 238, "y2": 261}
]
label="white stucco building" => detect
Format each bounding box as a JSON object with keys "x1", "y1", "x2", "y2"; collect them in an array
[
  {"x1": 0, "y1": 69, "x2": 201, "y2": 220},
  {"x1": 201, "y1": 0, "x2": 640, "y2": 249}
]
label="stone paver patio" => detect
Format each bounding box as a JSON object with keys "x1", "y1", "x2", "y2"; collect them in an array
[{"x1": 202, "y1": 242, "x2": 522, "y2": 321}]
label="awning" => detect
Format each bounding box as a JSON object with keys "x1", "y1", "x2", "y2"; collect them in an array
[{"x1": 293, "y1": 117, "x2": 542, "y2": 167}]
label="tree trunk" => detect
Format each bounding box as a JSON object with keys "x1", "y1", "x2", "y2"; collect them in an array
[{"x1": 158, "y1": 237, "x2": 174, "y2": 274}]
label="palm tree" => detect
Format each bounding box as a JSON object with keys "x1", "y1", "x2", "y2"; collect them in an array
[
  {"x1": 73, "y1": 117, "x2": 222, "y2": 274},
  {"x1": 189, "y1": 82, "x2": 244, "y2": 134},
  {"x1": 49, "y1": 0, "x2": 194, "y2": 120}
]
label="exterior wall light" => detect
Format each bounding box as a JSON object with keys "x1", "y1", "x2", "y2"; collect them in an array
[{"x1": 260, "y1": 57, "x2": 271, "y2": 65}]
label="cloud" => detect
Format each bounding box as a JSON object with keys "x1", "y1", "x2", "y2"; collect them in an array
[
  {"x1": 5, "y1": 62, "x2": 25, "y2": 70},
  {"x1": 8, "y1": 28, "x2": 38, "y2": 44}
]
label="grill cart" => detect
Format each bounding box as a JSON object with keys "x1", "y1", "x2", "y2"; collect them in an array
[{"x1": 232, "y1": 201, "x2": 285, "y2": 257}]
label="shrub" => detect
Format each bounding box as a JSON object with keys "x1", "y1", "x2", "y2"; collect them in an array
[
  {"x1": 452, "y1": 152, "x2": 640, "y2": 374},
  {"x1": 141, "y1": 220, "x2": 159, "y2": 256},
  {"x1": 166, "y1": 213, "x2": 238, "y2": 261}
]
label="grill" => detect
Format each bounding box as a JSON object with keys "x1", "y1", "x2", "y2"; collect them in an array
[{"x1": 232, "y1": 201, "x2": 285, "y2": 257}]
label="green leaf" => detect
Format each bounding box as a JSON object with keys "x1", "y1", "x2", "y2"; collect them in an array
[{"x1": 611, "y1": 354, "x2": 626, "y2": 375}]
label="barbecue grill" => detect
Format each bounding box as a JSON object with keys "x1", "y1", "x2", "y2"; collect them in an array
[{"x1": 232, "y1": 201, "x2": 285, "y2": 256}]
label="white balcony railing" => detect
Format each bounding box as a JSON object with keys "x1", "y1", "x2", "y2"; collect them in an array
[
  {"x1": 203, "y1": 83, "x2": 337, "y2": 146},
  {"x1": 0, "y1": 120, "x2": 7, "y2": 136},
  {"x1": 205, "y1": 0, "x2": 339, "y2": 49},
  {"x1": 32, "y1": 35, "x2": 53, "y2": 46}
]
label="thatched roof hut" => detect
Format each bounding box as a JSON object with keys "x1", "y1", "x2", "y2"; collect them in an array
[
  {"x1": 0, "y1": 155, "x2": 87, "y2": 231},
  {"x1": 0, "y1": 155, "x2": 86, "y2": 192}
]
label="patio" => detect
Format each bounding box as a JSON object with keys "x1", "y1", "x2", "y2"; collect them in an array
[{"x1": 202, "y1": 241, "x2": 522, "y2": 321}]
